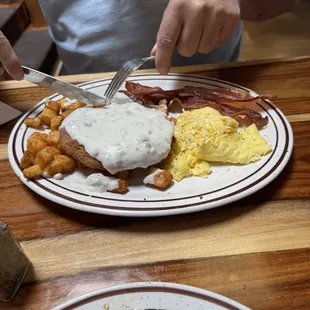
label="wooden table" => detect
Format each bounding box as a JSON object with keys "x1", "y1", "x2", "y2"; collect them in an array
[{"x1": 1, "y1": 57, "x2": 310, "y2": 310}]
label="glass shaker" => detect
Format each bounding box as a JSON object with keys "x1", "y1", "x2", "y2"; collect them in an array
[{"x1": 0, "y1": 221, "x2": 30, "y2": 302}]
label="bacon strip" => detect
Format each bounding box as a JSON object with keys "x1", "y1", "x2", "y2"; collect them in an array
[
  {"x1": 121, "y1": 82, "x2": 273, "y2": 128},
  {"x1": 122, "y1": 82, "x2": 274, "y2": 103}
]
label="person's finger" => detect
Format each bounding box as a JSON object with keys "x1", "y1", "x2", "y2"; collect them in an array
[
  {"x1": 151, "y1": 44, "x2": 157, "y2": 56},
  {"x1": 177, "y1": 15, "x2": 204, "y2": 57},
  {"x1": 198, "y1": 27, "x2": 220, "y2": 54},
  {"x1": 0, "y1": 31, "x2": 24, "y2": 80},
  {"x1": 155, "y1": 5, "x2": 182, "y2": 75},
  {"x1": 216, "y1": 2, "x2": 240, "y2": 47},
  {"x1": 216, "y1": 18, "x2": 239, "y2": 47},
  {"x1": 198, "y1": 11, "x2": 222, "y2": 54}
]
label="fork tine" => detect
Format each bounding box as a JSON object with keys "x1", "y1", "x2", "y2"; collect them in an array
[
  {"x1": 105, "y1": 66, "x2": 130, "y2": 99},
  {"x1": 109, "y1": 67, "x2": 130, "y2": 92},
  {"x1": 104, "y1": 64, "x2": 128, "y2": 96},
  {"x1": 104, "y1": 69, "x2": 125, "y2": 98},
  {"x1": 104, "y1": 56, "x2": 155, "y2": 101},
  {"x1": 105, "y1": 66, "x2": 132, "y2": 99}
]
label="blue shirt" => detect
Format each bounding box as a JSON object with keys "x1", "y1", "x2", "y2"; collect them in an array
[{"x1": 39, "y1": 0, "x2": 242, "y2": 74}]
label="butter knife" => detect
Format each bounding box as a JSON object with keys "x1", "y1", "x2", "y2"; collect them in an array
[{"x1": 22, "y1": 66, "x2": 107, "y2": 105}]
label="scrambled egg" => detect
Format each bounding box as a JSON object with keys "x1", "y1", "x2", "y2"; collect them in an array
[{"x1": 162, "y1": 107, "x2": 272, "y2": 181}]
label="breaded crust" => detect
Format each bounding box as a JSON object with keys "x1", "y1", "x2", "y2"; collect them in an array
[{"x1": 59, "y1": 130, "x2": 104, "y2": 170}]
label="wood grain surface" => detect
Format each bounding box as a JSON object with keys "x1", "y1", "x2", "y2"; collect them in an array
[{"x1": 0, "y1": 57, "x2": 310, "y2": 310}]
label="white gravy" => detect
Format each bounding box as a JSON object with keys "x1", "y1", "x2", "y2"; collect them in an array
[
  {"x1": 61, "y1": 101, "x2": 174, "y2": 174},
  {"x1": 53, "y1": 173, "x2": 63, "y2": 180},
  {"x1": 86, "y1": 173, "x2": 119, "y2": 192}
]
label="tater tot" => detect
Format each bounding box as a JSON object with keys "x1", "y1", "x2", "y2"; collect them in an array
[
  {"x1": 47, "y1": 100, "x2": 61, "y2": 114},
  {"x1": 67, "y1": 101, "x2": 86, "y2": 111},
  {"x1": 24, "y1": 117, "x2": 41, "y2": 128},
  {"x1": 58, "y1": 98, "x2": 69, "y2": 111},
  {"x1": 50, "y1": 116, "x2": 63, "y2": 131},
  {"x1": 110, "y1": 180, "x2": 127, "y2": 193},
  {"x1": 168, "y1": 117, "x2": 177, "y2": 124},
  {"x1": 158, "y1": 99, "x2": 168, "y2": 114},
  {"x1": 45, "y1": 155, "x2": 76, "y2": 177},
  {"x1": 45, "y1": 160, "x2": 63, "y2": 176},
  {"x1": 20, "y1": 150, "x2": 35, "y2": 169},
  {"x1": 40, "y1": 106, "x2": 58, "y2": 126},
  {"x1": 61, "y1": 109, "x2": 74, "y2": 119},
  {"x1": 28, "y1": 132, "x2": 48, "y2": 143},
  {"x1": 23, "y1": 164, "x2": 42, "y2": 179},
  {"x1": 34, "y1": 146, "x2": 61, "y2": 169},
  {"x1": 143, "y1": 168, "x2": 173, "y2": 190},
  {"x1": 59, "y1": 99, "x2": 86, "y2": 112},
  {"x1": 92, "y1": 104, "x2": 106, "y2": 109},
  {"x1": 27, "y1": 139, "x2": 48, "y2": 155},
  {"x1": 46, "y1": 131, "x2": 60, "y2": 147},
  {"x1": 53, "y1": 155, "x2": 76, "y2": 173}
]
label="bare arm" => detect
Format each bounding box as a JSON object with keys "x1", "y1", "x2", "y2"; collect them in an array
[{"x1": 240, "y1": 0, "x2": 300, "y2": 21}]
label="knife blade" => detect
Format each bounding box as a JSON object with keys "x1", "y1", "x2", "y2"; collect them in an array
[{"x1": 22, "y1": 66, "x2": 107, "y2": 105}]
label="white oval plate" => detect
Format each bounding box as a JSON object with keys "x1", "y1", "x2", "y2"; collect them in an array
[
  {"x1": 52, "y1": 282, "x2": 251, "y2": 310},
  {"x1": 8, "y1": 74, "x2": 293, "y2": 217}
]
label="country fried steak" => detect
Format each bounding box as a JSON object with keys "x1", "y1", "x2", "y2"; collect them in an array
[{"x1": 59, "y1": 130, "x2": 105, "y2": 170}]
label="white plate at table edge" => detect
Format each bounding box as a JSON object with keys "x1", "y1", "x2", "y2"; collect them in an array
[
  {"x1": 52, "y1": 282, "x2": 251, "y2": 310},
  {"x1": 8, "y1": 73, "x2": 293, "y2": 217}
]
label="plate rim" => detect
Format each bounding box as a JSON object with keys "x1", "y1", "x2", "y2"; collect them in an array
[
  {"x1": 8, "y1": 73, "x2": 294, "y2": 217},
  {"x1": 51, "y1": 281, "x2": 252, "y2": 310}
]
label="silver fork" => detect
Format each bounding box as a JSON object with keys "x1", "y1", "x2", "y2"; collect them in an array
[{"x1": 104, "y1": 55, "x2": 155, "y2": 102}]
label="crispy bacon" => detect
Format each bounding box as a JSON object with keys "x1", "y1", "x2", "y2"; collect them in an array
[
  {"x1": 122, "y1": 82, "x2": 274, "y2": 103},
  {"x1": 121, "y1": 82, "x2": 273, "y2": 128}
]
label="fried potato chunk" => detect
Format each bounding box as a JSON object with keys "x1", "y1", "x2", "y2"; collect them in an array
[
  {"x1": 46, "y1": 100, "x2": 61, "y2": 114},
  {"x1": 34, "y1": 146, "x2": 61, "y2": 169},
  {"x1": 28, "y1": 132, "x2": 48, "y2": 143},
  {"x1": 58, "y1": 98, "x2": 69, "y2": 111},
  {"x1": 24, "y1": 117, "x2": 41, "y2": 128},
  {"x1": 20, "y1": 150, "x2": 35, "y2": 169},
  {"x1": 44, "y1": 161, "x2": 61, "y2": 177},
  {"x1": 144, "y1": 168, "x2": 173, "y2": 190},
  {"x1": 59, "y1": 99, "x2": 86, "y2": 112},
  {"x1": 46, "y1": 131, "x2": 60, "y2": 147},
  {"x1": 110, "y1": 179, "x2": 128, "y2": 193},
  {"x1": 23, "y1": 164, "x2": 42, "y2": 179},
  {"x1": 168, "y1": 117, "x2": 177, "y2": 124},
  {"x1": 27, "y1": 137, "x2": 48, "y2": 155},
  {"x1": 67, "y1": 101, "x2": 86, "y2": 111},
  {"x1": 50, "y1": 116, "x2": 63, "y2": 131},
  {"x1": 158, "y1": 99, "x2": 168, "y2": 114},
  {"x1": 92, "y1": 104, "x2": 106, "y2": 109},
  {"x1": 45, "y1": 154, "x2": 76, "y2": 176},
  {"x1": 61, "y1": 109, "x2": 74, "y2": 119},
  {"x1": 40, "y1": 106, "x2": 58, "y2": 126},
  {"x1": 55, "y1": 155, "x2": 76, "y2": 173}
]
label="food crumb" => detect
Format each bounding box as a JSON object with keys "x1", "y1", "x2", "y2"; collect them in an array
[{"x1": 103, "y1": 303, "x2": 109, "y2": 310}]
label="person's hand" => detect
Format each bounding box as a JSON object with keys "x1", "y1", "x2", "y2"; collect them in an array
[
  {"x1": 152, "y1": 0, "x2": 240, "y2": 74},
  {"x1": 0, "y1": 31, "x2": 24, "y2": 80}
]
